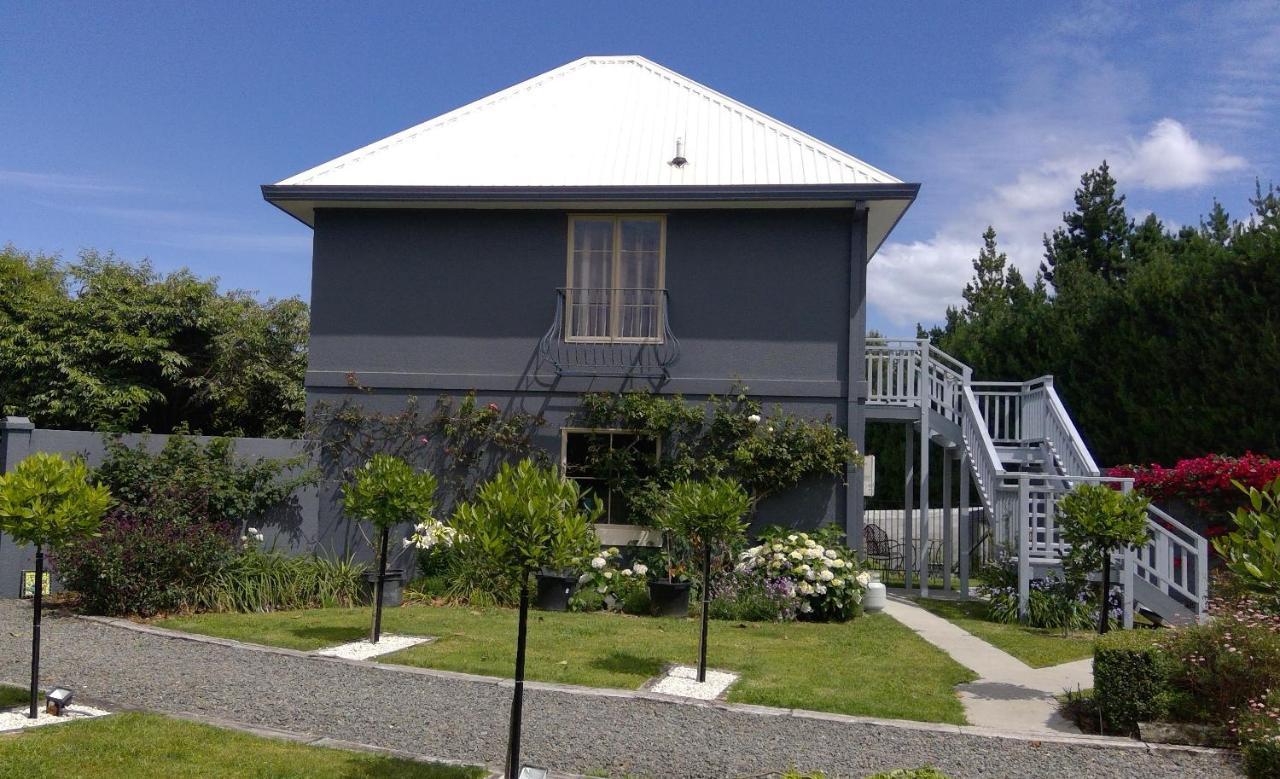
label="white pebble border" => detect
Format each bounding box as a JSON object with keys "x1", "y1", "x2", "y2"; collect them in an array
[
  {"x1": 0, "y1": 703, "x2": 110, "y2": 732},
  {"x1": 648, "y1": 665, "x2": 738, "y2": 700},
  {"x1": 312, "y1": 634, "x2": 434, "y2": 661}
]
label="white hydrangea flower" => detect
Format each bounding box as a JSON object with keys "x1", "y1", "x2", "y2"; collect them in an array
[
  {"x1": 805, "y1": 571, "x2": 817, "y2": 581},
  {"x1": 772, "y1": 552, "x2": 785, "y2": 561},
  {"x1": 856, "y1": 571, "x2": 872, "y2": 587},
  {"x1": 798, "y1": 582, "x2": 814, "y2": 595},
  {"x1": 799, "y1": 602, "x2": 813, "y2": 614},
  {"x1": 607, "y1": 547, "x2": 620, "y2": 557},
  {"x1": 787, "y1": 534, "x2": 798, "y2": 543},
  {"x1": 804, "y1": 538, "x2": 816, "y2": 548},
  {"x1": 789, "y1": 550, "x2": 804, "y2": 561},
  {"x1": 771, "y1": 544, "x2": 783, "y2": 552},
  {"x1": 255, "y1": 532, "x2": 264, "y2": 542},
  {"x1": 830, "y1": 559, "x2": 845, "y2": 568},
  {"x1": 578, "y1": 573, "x2": 592, "y2": 585},
  {"x1": 591, "y1": 556, "x2": 607, "y2": 569},
  {"x1": 832, "y1": 578, "x2": 845, "y2": 588},
  {"x1": 824, "y1": 549, "x2": 838, "y2": 559},
  {"x1": 632, "y1": 563, "x2": 648, "y2": 576},
  {"x1": 246, "y1": 527, "x2": 258, "y2": 536},
  {"x1": 815, "y1": 584, "x2": 827, "y2": 595},
  {"x1": 603, "y1": 570, "x2": 613, "y2": 579},
  {"x1": 804, "y1": 547, "x2": 822, "y2": 559},
  {"x1": 748, "y1": 413, "x2": 762, "y2": 424},
  {"x1": 620, "y1": 568, "x2": 633, "y2": 577},
  {"x1": 819, "y1": 569, "x2": 834, "y2": 582}
]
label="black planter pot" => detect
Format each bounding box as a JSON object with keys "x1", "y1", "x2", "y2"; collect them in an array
[
  {"x1": 363, "y1": 568, "x2": 405, "y2": 608},
  {"x1": 648, "y1": 580, "x2": 691, "y2": 617},
  {"x1": 534, "y1": 572, "x2": 578, "y2": 612}
]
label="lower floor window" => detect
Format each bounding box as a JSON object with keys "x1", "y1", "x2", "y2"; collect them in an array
[{"x1": 561, "y1": 428, "x2": 660, "y2": 525}]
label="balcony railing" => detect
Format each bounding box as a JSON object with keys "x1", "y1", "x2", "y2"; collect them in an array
[{"x1": 539, "y1": 288, "x2": 680, "y2": 377}]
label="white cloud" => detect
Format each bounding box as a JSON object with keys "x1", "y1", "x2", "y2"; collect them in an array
[
  {"x1": 0, "y1": 170, "x2": 142, "y2": 194},
  {"x1": 1118, "y1": 119, "x2": 1245, "y2": 190},
  {"x1": 867, "y1": 1, "x2": 1266, "y2": 331}
]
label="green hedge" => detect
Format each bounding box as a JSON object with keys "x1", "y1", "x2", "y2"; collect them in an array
[
  {"x1": 1245, "y1": 737, "x2": 1280, "y2": 779},
  {"x1": 1093, "y1": 630, "x2": 1170, "y2": 735}
]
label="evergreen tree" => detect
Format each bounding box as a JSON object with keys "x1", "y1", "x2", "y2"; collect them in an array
[{"x1": 1041, "y1": 161, "x2": 1134, "y2": 287}]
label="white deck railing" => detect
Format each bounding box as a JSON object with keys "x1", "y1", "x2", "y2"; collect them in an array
[{"x1": 864, "y1": 337, "x2": 1207, "y2": 625}]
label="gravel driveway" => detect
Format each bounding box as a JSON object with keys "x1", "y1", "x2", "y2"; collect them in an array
[{"x1": 0, "y1": 601, "x2": 1241, "y2": 778}]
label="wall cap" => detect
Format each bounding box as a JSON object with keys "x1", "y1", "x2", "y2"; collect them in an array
[{"x1": 1, "y1": 416, "x2": 35, "y2": 431}]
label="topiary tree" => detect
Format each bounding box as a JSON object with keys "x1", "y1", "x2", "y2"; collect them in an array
[
  {"x1": 1214, "y1": 476, "x2": 1280, "y2": 601},
  {"x1": 0, "y1": 453, "x2": 112, "y2": 718},
  {"x1": 343, "y1": 454, "x2": 437, "y2": 643},
  {"x1": 659, "y1": 477, "x2": 751, "y2": 681},
  {"x1": 451, "y1": 459, "x2": 599, "y2": 779},
  {"x1": 1059, "y1": 483, "x2": 1150, "y2": 633}
]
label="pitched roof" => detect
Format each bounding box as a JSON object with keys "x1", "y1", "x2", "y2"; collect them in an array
[{"x1": 277, "y1": 55, "x2": 901, "y2": 188}]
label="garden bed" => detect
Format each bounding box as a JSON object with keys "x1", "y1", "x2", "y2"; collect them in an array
[
  {"x1": 0, "y1": 710, "x2": 485, "y2": 778},
  {"x1": 912, "y1": 598, "x2": 1096, "y2": 668},
  {"x1": 159, "y1": 603, "x2": 977, "y2": 724}
]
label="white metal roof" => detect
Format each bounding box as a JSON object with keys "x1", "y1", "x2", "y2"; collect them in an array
[{"x1": 277, "y1": 55, "x2": 901, "y2": 188}]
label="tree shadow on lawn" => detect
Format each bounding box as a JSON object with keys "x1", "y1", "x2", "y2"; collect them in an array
[
  {"x1": 291, "y1": 625, "x2": 368, "y2": 645},
  {"x1": 587, "y1": 650, "x2": 665, "y2": 678}
]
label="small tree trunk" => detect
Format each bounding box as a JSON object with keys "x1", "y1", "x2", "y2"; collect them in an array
[
  {"x1": 505, "y1": 576, "x2": 530, "y2": 778},
  {"x1": 1099, "y1": 553, "x2": 1111, "y2": 635},
  {"x1": 698, "y1": 543, "x2": 711, "y2": 683},
  {"x1": 29, "y1": 545, "x2": 43, "y2": 719},
  {"x1": 370, "y1": 527, "x2": 389, "y2": 644}
]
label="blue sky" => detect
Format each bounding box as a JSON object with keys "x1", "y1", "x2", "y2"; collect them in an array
[{"x1": 2, "y1": 1, "x2": 1275, "y2": 332}]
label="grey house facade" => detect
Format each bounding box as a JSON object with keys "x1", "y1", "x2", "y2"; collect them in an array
[{"x1": 266, "y1": 56, "x2": 917, "y2": 546}]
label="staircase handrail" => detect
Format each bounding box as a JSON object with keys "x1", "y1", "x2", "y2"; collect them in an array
[
  {"x1": 1038, "y1": 377, "x2": 1100, "y2": 476},
  {"x1": 1133, "y1": 502, "x2": 1210, "y2": 620}
]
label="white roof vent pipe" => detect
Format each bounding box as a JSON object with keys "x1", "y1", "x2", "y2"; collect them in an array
[{"x1": 669, "y1": 137, "x2": 688, "y2": 168}]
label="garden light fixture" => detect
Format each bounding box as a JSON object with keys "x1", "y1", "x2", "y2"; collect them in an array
[
  {"x1": 45, "y1": 687, "x2": 73, "y2": 716},
  {"x1": 516, "y1": 766, "x2": 548, "y2": 779}
]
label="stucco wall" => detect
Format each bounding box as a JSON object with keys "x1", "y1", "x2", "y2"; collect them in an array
[{"x1": 306, "y1": 208, "x2": 859, "y2": 397}]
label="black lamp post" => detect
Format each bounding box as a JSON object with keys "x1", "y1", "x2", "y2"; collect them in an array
[
  {"x1": 29, "y1": 544, "x2": 43, "y2": 719},
  {"x1": 697, "y1": 541, "x2": 712, "y2": 683},
  {"x1": 505, "y1": 574, "x2": 531, "y2": 778},
  {"x1": 370, "y1": 526, "x2": 390, "y2": 644}
]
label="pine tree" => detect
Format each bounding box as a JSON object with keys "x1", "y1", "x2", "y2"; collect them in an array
[
  {"x1": 1041, "y1": 161, "x2": 1134, "y2": 287},
  {"x1": 1200, "y1": 200, "x2": 1232, "y2": 245},
  {"x1": 961, "y1": 226, "x2": 1010, "y2": 318}
]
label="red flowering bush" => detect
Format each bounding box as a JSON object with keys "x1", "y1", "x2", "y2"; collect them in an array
[{"x1": 1109, "y1": 453, "x2": 1280, "y2": 517}]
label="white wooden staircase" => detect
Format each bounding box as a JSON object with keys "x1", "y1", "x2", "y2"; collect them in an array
[{"x1": 865, "y1": 338, "x2": 1209, "y2": 627}]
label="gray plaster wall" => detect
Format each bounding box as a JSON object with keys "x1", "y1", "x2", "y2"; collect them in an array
[
  {"x1": 306, "y1": 208, "x2": 859, "y2": 397},
  {"x1": 0, "y1": 418, "x2": 318, "y2": 599}
]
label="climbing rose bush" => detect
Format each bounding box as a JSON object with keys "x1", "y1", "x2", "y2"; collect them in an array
[{"x1": 737, "y1": 528, "x2": 868, "y2": 621}]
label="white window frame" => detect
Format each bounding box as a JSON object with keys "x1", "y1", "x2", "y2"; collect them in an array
[
  {"x1": 559, "y1": 427, "x2": 662, "y2": 527},
  {"x1": 564, "y1": 214, "x2": 667, "y2": 345}
]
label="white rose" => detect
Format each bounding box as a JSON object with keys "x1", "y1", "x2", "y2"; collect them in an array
[
  {"x1": 632, "y1": 563, "x2": 648, "y2": 576},
  {"x1": 819, "y1": 569, "x2": 834, "y2": 582},
  {"x1": 591, "y1": 557, "x2": 607, "y2": 569}
]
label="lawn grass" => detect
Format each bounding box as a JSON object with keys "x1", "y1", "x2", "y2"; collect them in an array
[
  {"x1": 0, "y1": 684, "x2": 31, "y2": 708},
  {"x1": 0, "y1": 711, "x2": 485, "y2": 778},
  {"x1": 160, "y1": 604, "x2": 977, "y2": 724},
  {"x1": 913, "y1": 598, "x2": 1096, "y2": 667}
]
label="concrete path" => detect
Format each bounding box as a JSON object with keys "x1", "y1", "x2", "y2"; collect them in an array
[
  {"x1": 882, "y1": 594, "x2": 1092, "y2": 734},
  {"x1": 0, "y1": 601, "x2": 1238, "y2": 778}
]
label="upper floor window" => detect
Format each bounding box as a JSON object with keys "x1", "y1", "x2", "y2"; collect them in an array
[{"x1": 566, "y1": 215, "x2": 665, "y2": 343}]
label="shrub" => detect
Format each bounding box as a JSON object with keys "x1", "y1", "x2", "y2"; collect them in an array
[
  {"x1": 1093, "y1": 629, "x2": 1170, "y2": 735},
  {"x1": 1214, "y1": 477, "x2": 1280, "y2": 600},
  {"x1": 737, "y1": 527, "x2": 868, "y2": 621},
  {"x1": 1244, "y1": 736, "x2": 1280, "y2": 779},
  {"x1": 1058, "y1": 483, "x2": 1150, "y2": 634},
  {"x1": 571, "y1": 547, "x2": 649, "y2": 614},
  {"x1": 55, "y1": 509, "x2": 235, "y2": 616},
  {"x1": 981, "y1": 567, "x2": 1097, "y2": 632},
  {"x1": 1161, "y1": 616, "x2": 1280, "y2": 727},
  {"x1": 708, "y1": 571, "x2": 797, "y2": 622},
  {"x1": 192, "y1": 547, "x2": 366, "y2": 612},
  {"x1": 1110, "y1": 453, "x2": 1280, "y2": 515}
]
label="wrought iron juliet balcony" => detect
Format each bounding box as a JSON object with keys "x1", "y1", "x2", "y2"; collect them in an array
[{"x1": 539, "y1": 288, "x2": 680, "y2": 377}]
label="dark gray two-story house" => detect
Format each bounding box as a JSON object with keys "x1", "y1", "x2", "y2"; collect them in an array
[{"x1": 264, "y1": 55, "x2": 917, "y2": 548}]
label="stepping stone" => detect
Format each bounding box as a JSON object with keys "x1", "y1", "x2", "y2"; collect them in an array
[
  {"x1": 648, "y1": 665, "x2": 738, "y2": 700},
  {"x1": 0, "y1": 703, "x2": 110, "y2": 732},
  {"x1": 312, "y1": 634, "x2": 434, "y2": 661}
]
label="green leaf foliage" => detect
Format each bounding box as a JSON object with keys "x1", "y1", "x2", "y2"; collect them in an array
[
  {"x1": 658, "y1": 477, "x2": 751, "y2": 550},
  {"x1": 1214, "y1": 477, "x2": 1280, "y2": 598},
  {"x1": 931, "y1": 177, "x2": 1280, "y2": 465},
  {"x1": 0, "y1": 452, "x2": 112, "y2": 548},
  {"x1": 342, "y1": 454, "x2": 438, "y2": 531},
  {"x1": 1058, "y1": 483, "x2": 1150, "y2": 572},
  {"x1": 0, "y1": 246, "x2": 307, "y2": 437},
  {"x1": 451, "y1": 459, "x2": 600, "y2": 577}
]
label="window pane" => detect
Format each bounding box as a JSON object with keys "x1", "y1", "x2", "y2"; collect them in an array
[
  {"x1": 570, "y1": 220, "x2": 614, "y2": 338},
  {"x1": 617, "y1": 220, "x2": 661, "y2": 339}
]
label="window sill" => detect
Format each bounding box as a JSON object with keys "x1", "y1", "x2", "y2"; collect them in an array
[{"x1": 593, "y1": 524, "x2": 663, "y2": 548}]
